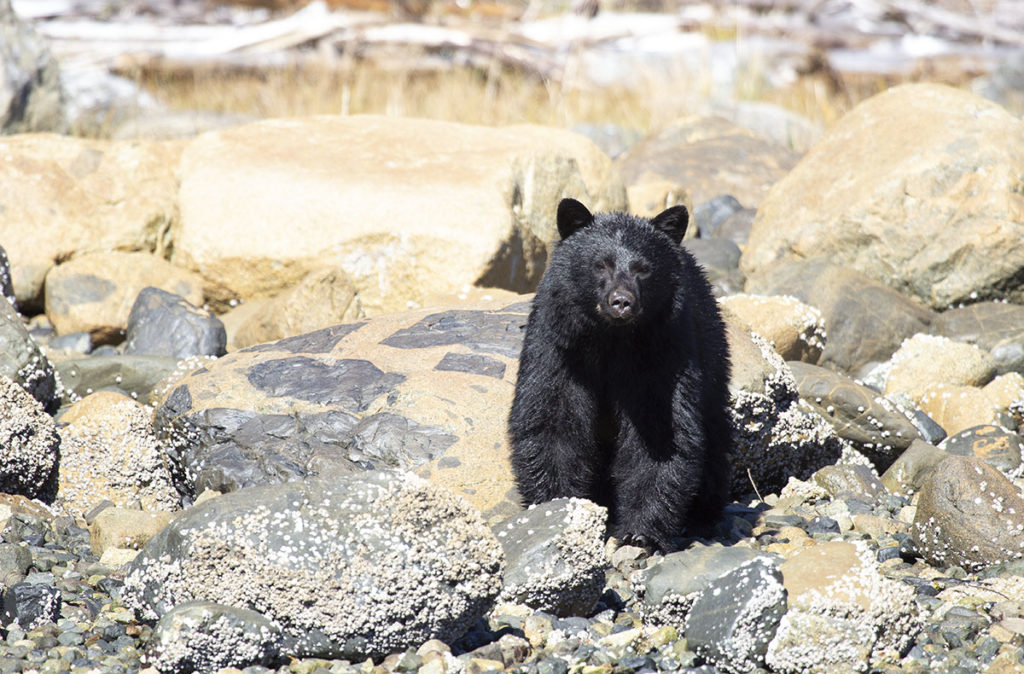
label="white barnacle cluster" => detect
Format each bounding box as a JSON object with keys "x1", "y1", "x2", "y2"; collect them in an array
[
  {"x1": 766, "y1": 541, "x2": 921, "y2": 671},
  {"x1": 0, "y1": 374, "x2": 59, "y2": 497},
  {"x1": 55, "y1": 395, "x2": 180, "y2": 516}
]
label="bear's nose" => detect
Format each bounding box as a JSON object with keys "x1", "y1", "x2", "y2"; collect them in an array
[{"x1": 608, "y1": 289, "x2": 635, "y2": 320}]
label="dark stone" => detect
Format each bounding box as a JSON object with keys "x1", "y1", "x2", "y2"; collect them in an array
[
  {"x1": 940, "y1": 425, "x2": 1024, "y2": 478},
  {"x1": 1, "y1": 582, "x2": 61, "y2": 627},
  {"x1": 789, "y1": 361, "x2": 920, "y2": 470},
  {"x1": 435, "y1": 352, "x2": 507, "y2": 379},
  {"x1": 380, "y1": 310, "x2": 526, "y2": 359},
  {"x1": 912, "y1": 410, "x2": 948, "y2": 445},
  {"x1": 685, "y1": 557, "x2": 787, "y2": 673},
  {"x1": 161, "y1": 407, "x2": 363, "y2": 498},
  {"x1": 246, "y1": 357, "x2": 404, "y2": 410},
  {"x1": 243, "y1": 322, "x2": 364, "y2": 355},
  {"x1": 683, "y1": 239, "x2": 746, "y2": 296},
  {"x1": 638, "y1": 544, "x2": 766, "y2": 608},
  {"x1": 806, "y1": 516, "x2": 840, "y2": 535},
  {"x1": 746, "y1": 259, "x2": 936, "y2": 373},
  {"x1": 347, "y1": 413, "x2": 457, "y2": 471},
  {"x1": 693, "y1": 195, "x2": 743, "y2": 239},
  {"x1": 124, "y1": 287, "x2": 226, "y2": 358},
  {"x1": 0, "y1": 245, "x2": 14, "y2": 308}
]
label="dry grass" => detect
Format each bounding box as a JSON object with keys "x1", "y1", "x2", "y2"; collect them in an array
[{"x1": 133, "y1": 49, "x2": 886, "y2": 137}]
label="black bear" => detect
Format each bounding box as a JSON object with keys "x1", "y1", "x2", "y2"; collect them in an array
[{"x1": 508, "y1": 198, "x2": 732, "y2": 551}]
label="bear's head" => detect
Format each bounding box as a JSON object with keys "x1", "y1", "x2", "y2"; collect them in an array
[{"x1": 553, "y1": 198, "x2": 688, "y2": 328}]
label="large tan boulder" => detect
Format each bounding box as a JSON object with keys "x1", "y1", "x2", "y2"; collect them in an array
[
  {"x1": 173, "y1": 115, "x2": 627, "y2": 314},
  {"x1": 741, "y1": 84, "x2": 1024, "y2": 310},
  {"x1": 0, "y1": 134, "x2": 183, "y2": 310},
  {"x1": 233, "y1": 266, "x2": 362, "y2": 349},
  {"x1": 153, "y1": 294, "x2": 528, "y2": 522}
]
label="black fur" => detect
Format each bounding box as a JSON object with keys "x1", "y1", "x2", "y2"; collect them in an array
[{"x1": 508, "y1": 198, "x2": 732, "y2": 551}]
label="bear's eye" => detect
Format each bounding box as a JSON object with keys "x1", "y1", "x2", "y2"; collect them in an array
[
  {"x1": 629, "y1": 261, "x2": 651, "y2": 278},
  {"x1": 594, "y1": 258, "x2": 614, "y2": 274}
]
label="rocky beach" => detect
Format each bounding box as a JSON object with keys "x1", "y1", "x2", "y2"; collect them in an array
[{"x1": 5, "y1": 0, "x2": 1024, "y2": 672}]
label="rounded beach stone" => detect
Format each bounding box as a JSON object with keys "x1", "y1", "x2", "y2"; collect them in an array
[
  {"x1": 911, "y1": 455, "x2": 1024, "y2": 571},
  {"x1": 121, "y1": 471, "x2": 504, "y2": 661}
]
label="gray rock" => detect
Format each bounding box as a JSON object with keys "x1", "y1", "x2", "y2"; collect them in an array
[
  {"x1": 717, "y1": 208, "x2": 756, "y2": 246},
  {"x1": 49, "y1": 331, "x2": 92, "y2": 354},
  {"x1": 0, "y1": 0, "x2": 66, "y2": 134},
  {"x1": 121, "y1": 471, "x2": 505, "y2": 661},
  {"x1": 1, "y1": 581, "x2": 60, "y2": 629},
  {"x1": 0, "y1": 375, "x2": 58, "y2": 499},
  {"x1": 811, "y1": 464, "x2": 886, "y2": 503},
  {"x1": 683, "y1": 238, "x2": 745, "y2": 296},
  {"x1": 494, "y1": 498, "x2": 608, "y2": 617},
  {"x1": 931, "y1": 301, "x2": 1024, "y2": 375},
  {"x1": 0, "y1": 296, "x2": 55, "y2": 409},
  {"x1": 745, "y1": 259, "x2": 936, "y2": 373},
  {"x1": 147, "y1": 600, "x2": 281, "y2": 673},
  {"x1": 55, "y1": 354, "x2": 181, "y2": 404},
  {"x1": 788, "y1": 361, "x2": 920, "y2": 470},
  {"x1": 879, "y1": 439, "x2": 949, "y2": 497},
  {"x1": 0, "y1": 542, "x2": 32, "y2": 587},
  {"x1": 125, "y1": 287, "x2": 226, "y2": 358},
  {"x1": 693, "y1": 195, "x2": 744, "y2": 239},
  {"x1": 435, "y1": 352, "x2": 507, "y2": 379},
  {"x1": 685, "y1": 557, "x2": 787, "y2": 674},
  {"x1": 637, "y1": 543, "x2": 769, "y2": 627},
  {"x1": 912, "y1": 455, "x2": 1024, "y2": 571}
]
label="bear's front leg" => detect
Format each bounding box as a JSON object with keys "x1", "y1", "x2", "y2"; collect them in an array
[
  {"x1": 609, "y1": 412, "x2": 706, "y2": 552},
  {"x1": 508, "y1": 368, "x2": 604, "y2": 505}
]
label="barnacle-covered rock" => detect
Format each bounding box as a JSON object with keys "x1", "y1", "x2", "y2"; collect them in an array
[
  {"x1": 121, "y1": 470, "x2": 505, "y2": 660},
  {"x1": 765, "y1": 541, "x2": 921, "y2": 672},
  {"x1": 726, "y1": 321, "x2": 848, "y2": 497},
  {"x1": 494, "y1": 498, "x2": 607, "y2": 617},
  {"x1": 0, "y1": 374, "x2": 59, "y2": 499}
]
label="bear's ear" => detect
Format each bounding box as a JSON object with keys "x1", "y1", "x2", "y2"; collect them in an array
[
  {"x1": 649, "y1": 205, "x2": 689, "y2": 244},
  {"x1": 557, "y1": 198, "x2": 594, "y2": 240}
]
